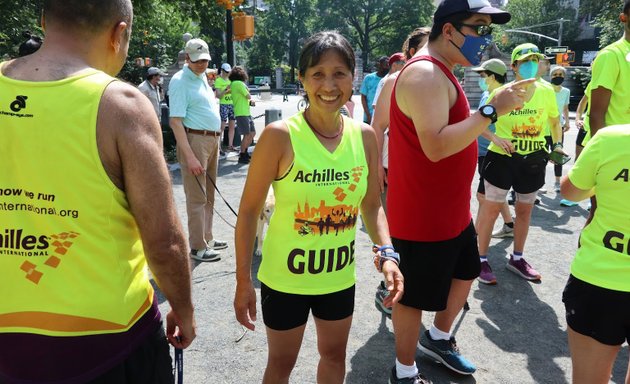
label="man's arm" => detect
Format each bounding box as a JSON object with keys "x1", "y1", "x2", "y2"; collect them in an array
[
  {"x1": 396, "y1": 61, "x2": 533, "y2": 162},
  {"x1": 97, "y1": 81, "x2": 195, "y2": 349},
  {"x1": 370, "y1": 75, "x2": 396, "y2": 189},
  {"x1": 360, "y1": 94, "x2": 371, "y2": 123},
  {"x1": 575, "y1": 94, "x2": 588, "y2": 129},
  {"x1": 588, "y1": 87, "x2": 612, "y2": 137}
]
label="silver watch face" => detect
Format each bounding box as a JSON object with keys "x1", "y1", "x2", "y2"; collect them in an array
[{"x1": 482, "y1": 105, "x2": 495, "y2": 115}]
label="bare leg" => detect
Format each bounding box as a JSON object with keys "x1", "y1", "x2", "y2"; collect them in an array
[
  {"x1": 392, "y1": 303, "x2": 422, "y2": 366},
  {"x1": 567, "y1": 326, "x2": 620, "y2": 384},
  {"x1": 240, "y1": 132, "x2": 254, "y2": 155},
  {"x1": 314, "y1": 316, "x2": 352, "y2": 384},
  {"x1": 433, "y1": 278, "x2": 474, "y2": 333},
  {"x1": 499, "y1": 202, "x2": 513, "y2": 224},
  {"x1": 513, "y1": 201, "x2": 533, "y2": 254},
  {"x1": 262, "y1": 324, "x2": 307, "y2": 384},
  {"x1": 228, "y1": 119, "x2": 236, "y2": 148},
  {"x1": 476, "y1": 200, "x2": 502, "y2": 256}
]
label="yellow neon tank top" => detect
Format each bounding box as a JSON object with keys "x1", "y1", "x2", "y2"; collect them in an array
[
  {"x1": 0, "y1": 65, "x2": 154, "y2": 336},
  {"x1": 259, "y1": 112, "x2": 368, "y2": 295}
]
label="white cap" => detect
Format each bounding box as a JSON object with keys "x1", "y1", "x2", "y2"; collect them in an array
[
  {"x1": 221, "y1": 63, "x2": 232, "y2": 72},
  {"x1": 185, "y1": 38, "x2": 211, "y2": 62}
]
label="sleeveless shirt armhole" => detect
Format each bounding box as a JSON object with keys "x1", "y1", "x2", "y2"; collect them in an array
[{"x1": 275, "y1": 161, "x2": 294, "y2": 181}]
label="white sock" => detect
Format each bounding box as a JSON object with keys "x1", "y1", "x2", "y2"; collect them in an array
[
  {"x1": 429, "y1": 324, "x2": 451, "y2": 341},
  {"x1": 395, "y1": 359, "x2": 418, "y2": 379},
  {"x1": 512, "y1": 251, "x2": 523, "y2": 261}
]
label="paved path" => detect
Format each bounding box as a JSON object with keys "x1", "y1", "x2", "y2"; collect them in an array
[{"x1": 159, "y1": 94, "x2": 629, "y2": 383}]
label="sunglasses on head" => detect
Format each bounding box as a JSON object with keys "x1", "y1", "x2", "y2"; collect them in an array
[
  {"x1": 456, "y1": 23, "x2": 493, "y2": 36},
  {"x1": 516, "y1": 47, "x2": 540, "y2": 56}
]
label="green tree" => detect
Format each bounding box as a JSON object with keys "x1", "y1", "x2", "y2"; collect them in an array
[
  {"x1": 580, "y1": 0, "x2": 625, "y2": 48},
  {"x1": 0, "y1": 0, "x2": 40, "y2": 58},
  {"x1": 498, "y1": 0, "x2": 579, "y2": 53},
  {"x1": 315, "y1": 0, "x2": 433, "y2": 72}
]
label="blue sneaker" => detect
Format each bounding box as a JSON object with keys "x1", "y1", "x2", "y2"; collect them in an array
[
  {"x1": 417, "y1": 331, "x2": 476, "y2": 375},
  {"x1": 389, "y1": 367, "x2": 432, "y2": 384},
  {"x1": 375, "y1": 281, "x2": 392, "y2": 318},
  {"x1": 560, "y1": 199, "x2": 579, "y2": 207}
]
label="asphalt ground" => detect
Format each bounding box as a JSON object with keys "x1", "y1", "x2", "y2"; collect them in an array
[{"x1": 158, "y1": 93, "x2": 629, "y2": 383}]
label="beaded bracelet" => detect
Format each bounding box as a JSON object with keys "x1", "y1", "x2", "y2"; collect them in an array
[{"x1": 372, "y1": 244, "x2": 400, "y2": 272}]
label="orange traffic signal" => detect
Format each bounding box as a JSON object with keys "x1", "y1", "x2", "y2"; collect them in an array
[{"x1": 233, "y1": 12, "x2": 254, "y2": 41}]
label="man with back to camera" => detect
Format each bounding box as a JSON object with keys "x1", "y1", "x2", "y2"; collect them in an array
[
  {"x1": 0, "y1": 0, "x2": 195, "y2": 382},
  {"x1": 169, "y1": 37, "x2": 229, "y2": 263},
  {"x1": 138, "y1": 66, "x2": 164, "y2": 118},
  {"x1": 360, "y1": 56, "x2": 389, "y2": 123},
  {"x1": 386, "y1": 0, "x2": 536, "y2": 382}
]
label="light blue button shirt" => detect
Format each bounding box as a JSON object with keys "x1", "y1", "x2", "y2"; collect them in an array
[{"x1": 168, "y1": 65, "x2": 221, "y2": 131}]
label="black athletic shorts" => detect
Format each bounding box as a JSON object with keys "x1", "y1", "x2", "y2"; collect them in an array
[
  {"x1": 477, "y1": 155, "x2": 486, "y2": 194},
  {"x1": 576, "y1": 128, "x2": 587, "y2": 147},
  {"x1": 482, "y1": 150, "x2": 546, "y2": 194},
  {"x1": 261, "y1": 283, "x2": 355, "y2": 331},
  {"x1": 89, "y1": 324, "x2": 173, "y2": 384},
  {"x1": 393, "y1": 221, "x2": 480, "y2": 311},
  {"x1": 563, "y1": 274, "x2": 630, "y2": 346}
]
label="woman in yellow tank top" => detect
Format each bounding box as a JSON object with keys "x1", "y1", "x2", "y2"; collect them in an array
[{"x1": 233, "y1": 31, "x2": 404, "y2": 383}]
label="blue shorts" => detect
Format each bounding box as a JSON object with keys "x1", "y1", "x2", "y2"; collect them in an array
[{"x1": 219, "y1": 104, "x2": 235, "y2": 122}]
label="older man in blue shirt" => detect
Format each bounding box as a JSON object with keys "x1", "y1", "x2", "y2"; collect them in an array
[{"x1": 169, "y1": 38, "x2": 227, "y2": 262}]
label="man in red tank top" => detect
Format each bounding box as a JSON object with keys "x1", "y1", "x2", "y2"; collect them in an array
[{"x1": 386, "y1": 1, "x2": 537, "y2": 383}]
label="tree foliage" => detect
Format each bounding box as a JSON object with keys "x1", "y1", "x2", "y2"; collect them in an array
[
  {"x1": 497, "y1": 0, "x2": 579, "y2": 53},
  {"x1": 580, "y1": 0, "x2": 626, "y2": 48},
  {"x1": 315, "y1": 0, "x2": 433, "y2": 71},
  {"x1": 0, "y1": 0, "x2": 41, "y2": 59}
]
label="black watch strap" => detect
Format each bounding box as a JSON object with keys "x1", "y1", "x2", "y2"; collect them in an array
[{"x1": 479, "y1": 104, "x2": 498, "y2": 124}]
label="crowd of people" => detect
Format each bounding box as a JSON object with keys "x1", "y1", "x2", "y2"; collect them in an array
[{"x1": 2, "y1": 0, "x2": 629, "y2": 383}]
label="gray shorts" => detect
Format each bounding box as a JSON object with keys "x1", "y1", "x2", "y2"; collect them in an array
[{"x1": 236, "y1": 116, "x2": 255, "y2": 135}]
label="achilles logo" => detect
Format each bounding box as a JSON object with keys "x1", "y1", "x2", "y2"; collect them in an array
[
  {"x1": 0, "y1": 228, "x2": 49, "y2": 251},
  {"x1": 10, "y1": 95, "x2": 28, "y2": 112}
]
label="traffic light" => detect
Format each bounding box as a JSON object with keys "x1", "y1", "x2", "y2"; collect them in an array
[{"x1": 233, "y1": 12, "x2": 254, "y2": 41}]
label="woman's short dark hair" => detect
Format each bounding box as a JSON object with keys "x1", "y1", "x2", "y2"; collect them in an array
[
  {"x1": 228, "y1": 66, "x2": 248, "y2": 82},
  {"x1": 429, "y1": 12, "x2": 473, "y2": 42},
  {"x1": 484, "y1": 70, "x2": 506, "y2": 84},
  {"x1": 18, "y1": 32, "x2": 42, "y2": 57},
  {"x1": 298, "y1": 31, "x2": 355, "y2": 78}
]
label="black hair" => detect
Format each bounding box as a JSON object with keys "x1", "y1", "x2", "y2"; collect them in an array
[
  {"x1": 298, "y1": 31, "x2": 355, "y2": 78},
  {"x1": 228, "y1": 66, "x2": 248, "y2": 82},
  {"x1": 43, "y1": 0, "x2": 132, "y2": 34},
  {"x1": 429, "y1": 12, "x2": 473, "y2": 42},
  {"x1": 483, "y1": 70, "x2": 506, "y2": 84},
  {"x1": 624, "y1": 0, "x2": 630, "y2": 15},
  {"x1": 18, "y1": 31, "x2": 43, "y2": 57},
  {"x1": 402, "y1": 27, "x2": 431, "y2": 59}
]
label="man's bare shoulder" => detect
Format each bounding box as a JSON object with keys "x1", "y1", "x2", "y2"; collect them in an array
[
  {"x1": 397, "y1": 59, "x2": 449, "y2": 89},
  {"x1": 101, "y1": 81, "x2": 158, "y2": 133}
]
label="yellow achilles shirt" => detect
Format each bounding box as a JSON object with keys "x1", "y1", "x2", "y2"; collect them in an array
[
  {"x1": 0, "y1": 66, "x2": 153, "y2": 336},
  {"x1": 488, "y1": 82, "x2": 559, "y2": 155},
  {"x1": 259, "y1": 112, "x2": 368, "y2": 295},
  {"x1": 587, "y1": 39, "x2": 630, "y2": 127},
  {"x1": 568, "y1": 125, "x2": 630, "y2": 292}
]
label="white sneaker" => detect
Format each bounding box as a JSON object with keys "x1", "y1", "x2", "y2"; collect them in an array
[
  {"x1": 190, "y1": 247, "x2": 221, "y2": 262},
  {"x1": 491, "y1": 224, "x2": 514, "y2": 238},
  {"x1": 554, "y1": 181, "x2": 561, "y2": 193}
]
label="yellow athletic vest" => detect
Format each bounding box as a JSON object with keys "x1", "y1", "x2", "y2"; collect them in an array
[
  {"x1": 0, "y1": 64, "x2": 154, "y2": 336},
  {"x1": 259, "y1": 112, "x2": 368, "y2": 295}
]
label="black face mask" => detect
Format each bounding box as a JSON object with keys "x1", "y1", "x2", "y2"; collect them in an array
[{"x1": 550, "y1": 76, "x2": 564, "y2": 85}]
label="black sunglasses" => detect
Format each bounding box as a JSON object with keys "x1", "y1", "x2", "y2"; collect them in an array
[{"x1": 456, "y1": 23, "x2": 493, "y2": 36}]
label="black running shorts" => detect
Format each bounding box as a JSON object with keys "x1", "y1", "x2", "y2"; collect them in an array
[
  {"x1": 482, "y1": 150, "x2": 546, "y2": 194},
  {"x1": 393, "y1": 221, "x2": 480, "y2": 311},
  {"x1": 261, "y1": 283, "x2": 355, "y2": 331},
  {"x1": 563, "y1": 274, "x2": 630, "y2": 346}
]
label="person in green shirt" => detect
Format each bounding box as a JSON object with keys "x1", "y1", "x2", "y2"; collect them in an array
[
  {"x1": 476, "y1": 43, "x2": 567, "y2": 283},
  {"x1": 215, "y1": 63, "x2": 237, "y2": 151},
  {"x1": 229, "y1": 66, "x2": 256, "y2": 164},
  {"x1": 560, "y1": 123, "x2": 630, "y2": 384}
]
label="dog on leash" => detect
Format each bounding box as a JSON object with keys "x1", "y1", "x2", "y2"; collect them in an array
[{"x1": 254, "y1": 187, "x2": 275, "y2": 256}]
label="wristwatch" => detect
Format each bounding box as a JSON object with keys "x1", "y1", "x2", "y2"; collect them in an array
[{"x1": 479, "y1": 104, "x2": 497, "y2": 124}]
